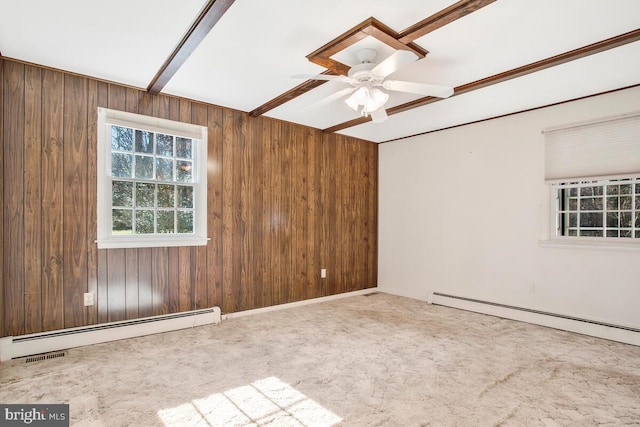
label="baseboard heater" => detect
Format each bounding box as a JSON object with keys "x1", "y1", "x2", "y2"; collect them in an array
[
  {"x1": 429, "y1": 292, "x2": 640, "y2": 347},
  {"x1": 0, "y1": 307, "x2": 221, "y2": 362}
]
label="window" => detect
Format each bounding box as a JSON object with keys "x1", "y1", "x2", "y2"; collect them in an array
[
  {"x1": 97, "y1": 108, "x2": 208, "y2": 249},
  {"x1": 553, "y1": 177, "x2": 640, "y2": 239},
  {"x1": 544, "y1": 112, "x2": 640, "y2": 246}
]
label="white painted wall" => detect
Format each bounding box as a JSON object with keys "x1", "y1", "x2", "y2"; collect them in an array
[{"x1": 378, "y1": 86, "x2": 640, "y2": 329}]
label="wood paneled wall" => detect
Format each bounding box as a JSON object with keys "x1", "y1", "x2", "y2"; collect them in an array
[{"x1": 0, "y1": 58, "x2": 378, "y2": 337}]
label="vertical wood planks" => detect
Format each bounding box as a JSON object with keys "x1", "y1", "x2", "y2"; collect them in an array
[
  {"x1": 190, "y1": 101, "x2": 208, "y2": 310},
  {"x1": 41, "y1": 68, "x2": 64, "y2": 332},
  {"x1": 1, "y1": 59, "x2": 378, "y2": 337},
  {"x1": 221, "y1": 109, "x2": 234, "y2": 313},
  {"x1": 261, "y1": 119, "x2": 273, "y2": 307},
  {"x1": 86, "y1": 79, "x2": 99, "y2": 325},
  {"x1": 63, "y1": 74, "x2": 89, "y2": 328},
  {"x1": 207, "y1": 105, "x2": 224, "y2": 310},
  {"x1": 107, "y1": 249, "x2": 126, "y2": 322},
  {"x1": 3, "y1": 61, "x2": 25, "y2": 336},
  {"x1": 23, "y1": 65, "x2": 43, "y2": 334}
]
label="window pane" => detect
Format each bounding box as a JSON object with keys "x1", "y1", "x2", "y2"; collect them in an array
[
  {"x1": 621, "y1": 212, "x2": 632, "y2": 228},
  {"x1": 621, "y1": 230, "x2": 632, "y2": 238},
  {"x1": 136, "y1": 182, "x2": 155, "y2": 207},
  {"x1": 618, "y1": 196, "x2": 631, "y2": 210},
  {"x1": 580, "y1": 213, "x2": 602, "y2": 228},
  {"x1": 112, "y1": 181, "x2": 133, "y2": 207},
  {"x1": 620, "y1": 184, "x2": 632, "y2": 194},
  {"x1": 135, "y1": 210, "x2": 154, "y2": 234},
  {"x1": 580, "y1": 186, "x2": 602, "y2": 197},
  {"x1": 112, "y1": 153, "x2": 133, "y2": 177},
  {"x1": 157, "y1": 210, "x2": 175, "y2": 233},
  {"x1": 112, "y1": 209, "x2": 133, "y2": 234},
  {"x1": 606, "y1": 212, "x2": 618, "y2": 228},
  {"x1": 176, "y1": 161, "x2": 193, "y2": 182},
  {"x1": 568, "y1": 229, "x2": 577, "y2": 236},
  {"x1": 176, "y1": 137, "x2": 193, "y2": 159},
  {"x1": 135, "y1": 155, "x2": 154, "y2": 179},
  {"x1": 177, "y1": 186, "x2": 193, "y2": 208},
  {"x1": 606, "y1": 197, "x2": 618, "y2": 210},
  {"x1": 607, "y1": 185, "x2": 619, "y2": 195},
  {"x1": 636, "y1": 195, "x2": 640, "y2": 210},
  {"x1": 580, "y1": 197, "x2": 602, "y2": 211},
  {"x1": 569, "y1": 213, "x2": 577, "y2": 227},
  {"x1": 636, "y1": 213, "x2": 640, "y2": 228},
  {"x1": 156, "y1": 133, "x2": 173, "y2": 156},
  {"x1": 135, "y1": 130, "x2": 154, "y2": 154},
  {"x1": 606, "y1": 230, "x2": 618, "y2": 238},
  {"x1": 177, "y1": 211, "x2": 193, "y2": 233},
  {"x1": 568, "y1": 199, "x2": 577, "y2": 210},
  {"x1": 569, "y1": 188, "x2": 578, "y2": 197},
  {"x1": 157, "y1": 184, "x2": 175, "y2": 208},
  {"x1": 112, "y1": 126, "x2": 133, "y2": 151},
  {"x1": 580, "y1": 230, "x2": 602, "y2": 237},
  {"x1": 156, "y1": 158, "x2": 173, "y2": 181}
]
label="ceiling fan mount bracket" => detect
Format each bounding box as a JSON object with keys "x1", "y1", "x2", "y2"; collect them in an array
[{"x1": 354, "y1": 48, "x2": 377, "y2": 64}]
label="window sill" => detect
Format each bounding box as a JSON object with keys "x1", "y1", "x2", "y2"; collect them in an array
[
  {"x1": 539, "y1": 238, "x2": 640, "y2": 252},
  {"x1": 97, "y1": 236, "x2": 209, "y2": 249}
]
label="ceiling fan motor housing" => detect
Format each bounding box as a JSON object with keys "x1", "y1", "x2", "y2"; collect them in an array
[{"x1": 348, "y1": 49, "x2": 383, "y2": 83}]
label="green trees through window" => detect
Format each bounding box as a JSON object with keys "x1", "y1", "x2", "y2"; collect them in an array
[
  {"x1": 556, "y1": 178, "x2": 640, "y2": 239},
  {"x1": 110, "y1": 125, "x2": 195, "y2": 236}
]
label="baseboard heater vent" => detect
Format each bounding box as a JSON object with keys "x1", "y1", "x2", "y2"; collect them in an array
[
  {"x1": 25, "y1": 351, "x2": 67, "y2": 364},
  {"x1": 430, "y1": 292, "x2": 640, "y2": 347},
  {"x1": 0, "y1": 307, "x2": 221, "y2": 362}
]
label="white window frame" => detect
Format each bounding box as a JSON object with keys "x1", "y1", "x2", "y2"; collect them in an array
[
  {"x1": 97, "y1": 107, "x2": 208, "y2": 249},
  {"x1": 548, "y1": 175, "x2": 640, "y2": 245}
]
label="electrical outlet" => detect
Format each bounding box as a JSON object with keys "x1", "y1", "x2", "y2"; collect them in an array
[
  {"x1": 321, "y1": 268, "x2": 327, "y2": 279},
  {"x1": 83, "y1": 292, "x2": 94, "y2": 306}
]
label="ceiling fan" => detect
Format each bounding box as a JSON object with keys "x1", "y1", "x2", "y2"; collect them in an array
[{"x1": 294, "y1": 48, "x2": 454, "y2": 123}]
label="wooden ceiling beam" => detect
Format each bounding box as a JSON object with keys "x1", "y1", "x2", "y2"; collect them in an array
[
  {"x1": 398, "y1": 0, "x2": 497, "y2": 43},
  {"x1": 249, "y1": 70, "x2": 339, "y2": 117},
  {"x1": 147, "y1": 0, "x2": 235, "y2": 94},
  {"x1": 323, "y1": 28, "x2": 640, "y2": 133}
]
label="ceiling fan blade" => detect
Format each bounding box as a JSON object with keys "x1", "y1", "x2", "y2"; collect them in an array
[
  {"x1": 382, "y1": 80, "x2": 454, "y2": 98},
  {"x1": 291, "y1": 73, "x2": 351, "y2": 83},
  {"x1": 371, "y1": 50, "x2": 418, "y2": 77},
  {"x1": 301, "y1": 87, "x2": 356, "y2": 111},
  {"x1": 370, "y1": 107, "x2": 388, "y2": 123}
]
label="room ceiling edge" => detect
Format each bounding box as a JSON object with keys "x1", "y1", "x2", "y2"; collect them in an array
[{"x1": 378, "y1": 83, "x2": 640, "y2": 144}]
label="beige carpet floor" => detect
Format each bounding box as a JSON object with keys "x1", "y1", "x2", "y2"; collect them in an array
[{"x1": 1, "y1": 292, "x2": 639, "y2": 426}]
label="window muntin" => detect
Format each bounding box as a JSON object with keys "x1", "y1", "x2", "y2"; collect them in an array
[
  {"x1": 97, "y1": 108, "x2": 207, "y2": 249},
  {"x1": 110, "y1": 126, "x2": 195, "y2": 236},
  {"x1": 555, "y1": 177, "x2": 640, "y2": 240}
]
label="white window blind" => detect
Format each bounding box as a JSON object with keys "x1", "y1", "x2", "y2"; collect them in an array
[{"x1": 544, "y1": 112, "x2": 640, "y2": 182}]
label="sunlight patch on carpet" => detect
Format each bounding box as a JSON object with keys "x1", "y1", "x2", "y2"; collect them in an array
[{"x1": 157, "y1": 376, "x2": 342, "y2": 426}]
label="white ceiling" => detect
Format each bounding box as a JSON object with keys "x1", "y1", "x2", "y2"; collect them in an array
[{"x1": 1, "y1": 0, "x2": 639, "y2": 143}]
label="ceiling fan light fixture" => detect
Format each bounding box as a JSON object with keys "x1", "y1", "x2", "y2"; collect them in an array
[
  {"x1": 345, "y1": 86, "x2": 389, "y2": 117},
  {"x1": 370, "y1": 88, "x2": 389, "y2": 107},
  {"x1": 344, "y1": 93, "x2": 359, "y2": 111}
]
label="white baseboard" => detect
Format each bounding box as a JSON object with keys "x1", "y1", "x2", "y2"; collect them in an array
[
  {"x1": 430, "y1": 292, "x2": 640, "y2": 347},
  {"x1": 222, "y1": 288, "x2": 379, "y2": 320},
  {"x1": 0, "y1": 307, "x2": 221, "y2": 362}
]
